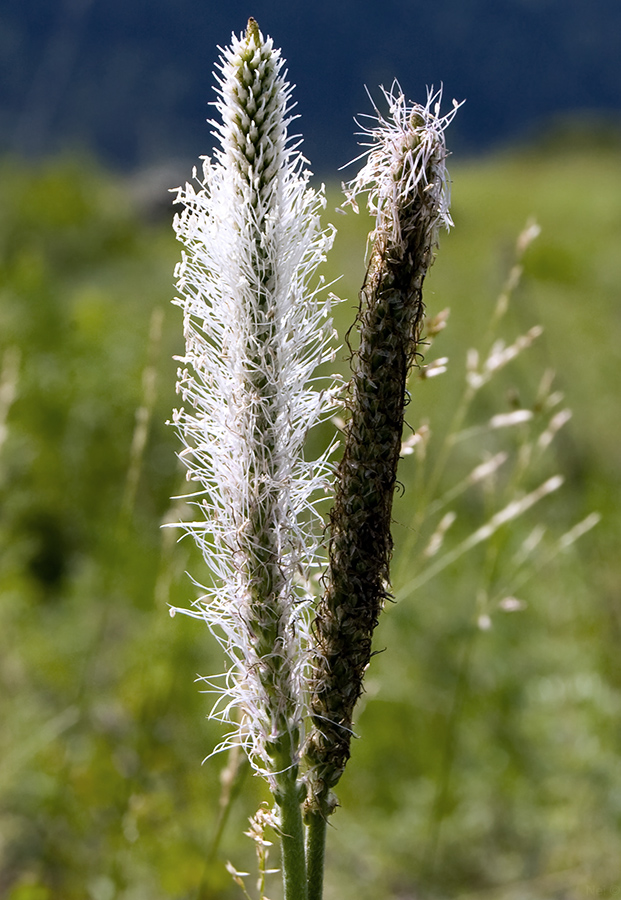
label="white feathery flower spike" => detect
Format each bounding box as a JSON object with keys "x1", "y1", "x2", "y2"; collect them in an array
[{"x1": 169, "y1": 19, "x2": 338, "y2": 781}]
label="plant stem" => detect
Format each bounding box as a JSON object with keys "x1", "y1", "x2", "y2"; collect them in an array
[
  {"x1": 306, "y1": 812, "x2": 327, "y2": 900},
  {"x1": 424, "y1": 625, "x2": 476, "y2": 877},
  {"x1": 275, "y1": 766, "x2": 308, "y2": 900},
  {"x1": 208, "y1": 744, "x2": 249, "y2": 863}
]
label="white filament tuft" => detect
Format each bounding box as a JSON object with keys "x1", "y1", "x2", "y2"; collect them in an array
[{"x1": 343, "y1": 83, "x2": 463, "y2": 249}]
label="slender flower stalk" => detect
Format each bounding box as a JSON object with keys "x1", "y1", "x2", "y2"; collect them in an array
[
  {"x1": 305, "y1": 86, "x2": 460, "y2": 838},
  {"x1": 169, "y1": 19, "x2": 336, "y2": 899}
]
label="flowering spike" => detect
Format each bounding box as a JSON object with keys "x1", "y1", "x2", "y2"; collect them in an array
[
  {"x1": 305, "y1": 84, "x2": 460, "y2": 818},
  {"x1": 170, "y1": 21, "x2": 337, "y2": 790}
]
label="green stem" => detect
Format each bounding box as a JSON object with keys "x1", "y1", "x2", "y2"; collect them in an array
[
  {"x1": 275, "y1": 766, "x2": 308, "y2": 900},
  {"x1": 306, "y1": 812, "x2": 327, "y2": 900}
]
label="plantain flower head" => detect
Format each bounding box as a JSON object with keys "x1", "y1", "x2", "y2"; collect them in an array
[
  {"x1": 169, "y1": 19, "x2": 338, "y2": 781},
  {"x1": 305, "y1": 83, "x2": 461, "y2": 817}
]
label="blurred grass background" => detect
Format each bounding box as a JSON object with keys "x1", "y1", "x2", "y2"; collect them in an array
[{"x1": 0, "y1": 135, "x2": 620, "y2": 899}]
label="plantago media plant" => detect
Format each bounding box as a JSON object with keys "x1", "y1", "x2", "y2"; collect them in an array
[{"x1": 168, "y1": 16, "x2": 594, "y2": 900}]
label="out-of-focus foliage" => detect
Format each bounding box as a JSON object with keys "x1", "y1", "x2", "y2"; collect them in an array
[
  {"x1": 0, "y1": 156, "x2": 260, "y2": 900},
  {"x1": 0, "y1": 145, "x2": 619, "y2": 899}
]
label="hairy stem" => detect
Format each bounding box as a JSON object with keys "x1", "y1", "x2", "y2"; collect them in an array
[
  {"x1": 275, "y1": 762, "x2": 308, "y2": 900},
  {"x1": 305, "y1": 811, "x2": 327, "y2": 900}
]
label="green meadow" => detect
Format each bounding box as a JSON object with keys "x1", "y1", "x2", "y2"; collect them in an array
[{"x1": 1, "y1": 139, "x2": 620, "y2": 899}]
